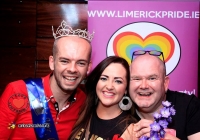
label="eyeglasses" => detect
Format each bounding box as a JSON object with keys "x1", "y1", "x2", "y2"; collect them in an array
[{"x1": 131, "y1": 50, "x2": 165, "y2": 63}]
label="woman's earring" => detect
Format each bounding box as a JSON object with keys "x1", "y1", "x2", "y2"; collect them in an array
[{"x1": 119, "y1": 93, "x2": 132, "y2": 111}]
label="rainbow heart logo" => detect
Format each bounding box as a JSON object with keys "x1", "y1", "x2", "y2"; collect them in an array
[
  {"x1": 113, "y1": 31, "x2": 175, "y2": 64},
  {"x1": 107, "y1": 22, "x2": 180, "y2": 75}
]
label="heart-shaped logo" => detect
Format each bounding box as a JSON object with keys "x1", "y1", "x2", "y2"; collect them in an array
[
  {"x1": 112, "y1": 32, "x2": 174, "y2": 64},
  {"x1": 8, "y1": 93, "x2": 29, "y2": 113},
  {"x1": 107, "y1": 22, "x2": 180, "y2": 75},
  {"x1": 13, "y1": 98, "x2": 25, "y2": 109}
]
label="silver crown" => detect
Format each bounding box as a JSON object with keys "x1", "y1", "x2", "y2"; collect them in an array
[{"x1": 52, "y1": 20, "x2": 94, "y2": 42}]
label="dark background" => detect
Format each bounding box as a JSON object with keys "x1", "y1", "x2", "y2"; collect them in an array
[{"x1": 0, "y1": 0, "x2": 87, "y2": 94}]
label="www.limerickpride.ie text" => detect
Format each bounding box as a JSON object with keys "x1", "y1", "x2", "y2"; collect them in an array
[{"x1": 88, "y1": 10, "x2": 199, "y2": 18}]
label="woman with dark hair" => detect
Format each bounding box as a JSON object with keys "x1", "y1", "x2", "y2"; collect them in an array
[{"x1": 69, "y1": 56, "x2": 138, "y2": 140}]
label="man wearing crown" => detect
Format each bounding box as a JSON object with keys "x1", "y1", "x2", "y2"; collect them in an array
[{"x1": 0, "y1": 20, "x2": 94, "y2": 140}]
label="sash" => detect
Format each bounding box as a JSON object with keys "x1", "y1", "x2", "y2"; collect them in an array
[{"x1": 24, "y1": 78, "x2": 59, "y2": 140}]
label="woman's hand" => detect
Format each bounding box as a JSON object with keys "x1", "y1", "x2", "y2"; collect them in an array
[
  {"x1": 161, "y1": 129, "x2": 180, "y2": 140},
  {"x1": 133, "y1": 119, "x2": 153, "y2": 138}
]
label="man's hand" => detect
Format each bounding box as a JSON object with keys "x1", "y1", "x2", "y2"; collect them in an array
[
  {"x1": 133, "y1": 119, "x2": 153, "y2": 138},
  {"x1": 134, "y1": 120, "x2": 180, "y2": 140},
  {"x1": 188, "y1": 132, "x2": 200, "y2": 140}
]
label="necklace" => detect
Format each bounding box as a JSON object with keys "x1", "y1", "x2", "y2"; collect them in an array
[{"x1": 139, "y1": 101, "x2": 176, "y2": 140}]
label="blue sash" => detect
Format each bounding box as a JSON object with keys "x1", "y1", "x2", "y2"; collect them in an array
[{"x1": 24, "y1": 78, "x2": 59, "y2": 140}]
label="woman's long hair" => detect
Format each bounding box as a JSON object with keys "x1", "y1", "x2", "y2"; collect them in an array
[{"x1": 69, "y1": 56, "x2": 132, "y2": 140}]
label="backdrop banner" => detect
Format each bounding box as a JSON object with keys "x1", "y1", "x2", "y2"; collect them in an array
[{"x1": 88, "y1": 0, "x2": 199, "y2": 96}]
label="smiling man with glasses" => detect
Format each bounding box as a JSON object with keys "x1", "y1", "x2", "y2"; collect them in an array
[{"x1": 129, "y1": 50, "x2": 200, "y2": 140}]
